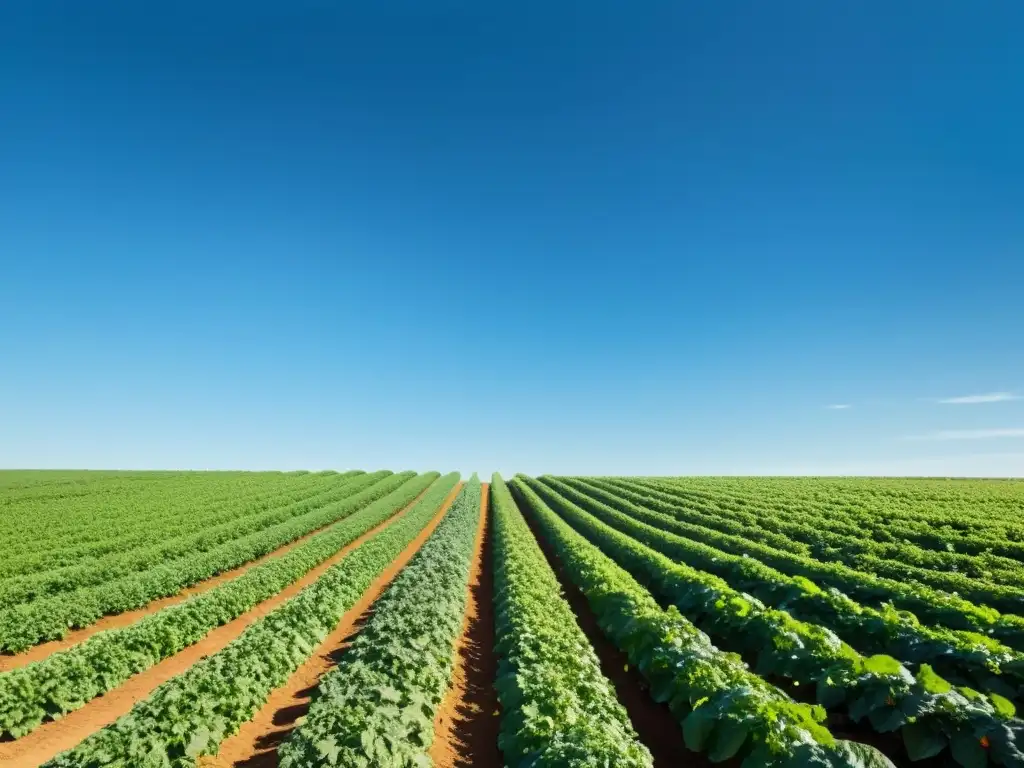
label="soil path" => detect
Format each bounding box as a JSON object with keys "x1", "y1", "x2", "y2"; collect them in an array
[
  {"x1": 513, "y1": 490, "x2": 726, "y2": 768},
  {"x1": 0, "y1": 486, "x2": 441, "y2": 768},
  {"x1": 0, "y1": 491, "x2": 394, "y2": 673},
  {"x1": 197, "y1": 482, "x2": 465, "y2": 768},
  {"x1": 429, "y1": 482, "x2": 502, "y2": 768}
]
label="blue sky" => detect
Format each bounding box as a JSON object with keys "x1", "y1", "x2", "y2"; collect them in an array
[{"x1": 1, "y1": 2, "x2": 1022, "y2": 476}]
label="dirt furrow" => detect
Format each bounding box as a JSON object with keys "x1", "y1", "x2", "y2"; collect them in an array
[
  {"x1": 197, "y1": 482, "x2": 465, "y2": 768},
  {"x1": 429, "y1": 483, "x2": 502, "y2": 768},
  {"x1": 514, "y1": 493, "x2": 721, "y2": 768},
  {"x1": 0, "y1": 486, "x2": 441, "y2": 768},
  {"x1": 0, "y1": 496, "x2": 387, "y2": 673}
]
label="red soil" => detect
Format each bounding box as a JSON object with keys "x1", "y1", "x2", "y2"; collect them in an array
[
  {"x1": 0, "y1": 486, "x2": 440, "y2": 768},
  {"x1": 428, "y1": 483, "x2": 503, "y2": 768},
  {"x1": 197, "y1": 482, "x2": 465, "y2": 768},
  {"x1": 515, "y1": 492, "x2": 726, "y2": 768},
  {"x1": 0, "y1": 497, "x2": 395, "y2": 673}
]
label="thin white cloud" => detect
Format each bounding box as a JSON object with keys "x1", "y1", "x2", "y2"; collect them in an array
[
  {"x1": 907, "y1": 428, "x2": 1024, "y2": 441},
  {"x1": 825, "y1": 404, "x2": 852, "y2": 410},
  {"x1": 936, "y1": 392, "x2": 1020, "y2": 405}
]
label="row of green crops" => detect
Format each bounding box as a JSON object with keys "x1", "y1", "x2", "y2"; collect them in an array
[
  {"x1": 279, "y1": 476, "x2": 482, "y2": 767},
  {"x1": 611, "y1": 477, "x2": 1024, "y2": 597},
  {"x1": 0, "y1": 473, "x2": 277, "y2": 549},
  {"x1": 560, "y1": 477, "x2": 1024, "y2": 652},
  {"x1": 645, "y1": 477, "x2": 1024, "y2": 559},
  {"x1": 611, "y1": 477, "x2": 1024, "y2": 589},
  {"x1": 0, "y1": 472, "x2": 414, "y2": 652},
  {"x1": 489, "y1": 474, "x2": 652, "y2": 767},
  {"x1": 658, "y1": 476, "x2": 1024, "y2": 524},
  {"x1": 528, "y1": 477, "x2": 1024, "y2": 767},
  {"x1": 508, "y1": 478, "x2": 894, "y2": 768},
  {"x1": 586, "y1": 478, "x2": 1024, "y2": 623},
  {"x1": 0, "y1": 472, "x2": 441, "y2": 739},
  {"x1": 595, "y1": 480, "x2": 811, "y2": 555},
  {"x1": 44, "y1": 473, "x2": 460, "y2": 768},
  {"x1": 0, "y1": 472, "x2": 339, "y2": 569},
  {"x1": 2, "y1": 471, "x2": 1019, "y2": 768},
  {"x1": 551, "y1": 477, "x2": 1024, "y2": 700},
  {"x1": 0, "y1": 472, "x2": 385, "y2": 605},
  {"x1": 642, "y1": 477, "x2": 1024, "y2": 568}
]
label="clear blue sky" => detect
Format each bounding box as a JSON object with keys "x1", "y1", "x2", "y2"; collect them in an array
[{"x1": 2, "y1": 2, "x2": 1022, "y2": 476}]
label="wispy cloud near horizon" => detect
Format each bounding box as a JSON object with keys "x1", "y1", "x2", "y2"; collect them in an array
[
  {"x1": 825, "y1": 404, "x2": 852, "y2": 410},
  {"x1": 936, "y1": 392, "x2": 1020, "y2": 405},
  {"x1": 906, "y1": 428, "x2": 1024, "y2": 441}
]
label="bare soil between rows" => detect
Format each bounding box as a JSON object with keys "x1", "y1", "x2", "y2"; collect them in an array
[
  {"x1": 0, "y1": 492, "x2": 387, "y2": 673},
  {"x1": 428, "y1": 482, "x2": 502, "y2": 768},
  {"x1": 198, "y1": 482, "x2": 465, "y2": 768},
  {"x1": 0, "y1": 486, "x2": 442, "y2": 768},
  {"x1": 512, "y1": 488, "x2": 730, "y2": 768}
]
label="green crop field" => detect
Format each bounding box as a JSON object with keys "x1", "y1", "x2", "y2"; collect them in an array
[{"x1": 1, "y1": 470, "x2": 1023, "y2": 768}]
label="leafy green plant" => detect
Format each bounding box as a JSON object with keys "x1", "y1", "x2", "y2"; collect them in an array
[
  {"x1": 0, "y1": 472, "x2": 439, "y2": 739},
  {"x1": 628, "y1": 477, "x2": 1024, "y2": 589},
  {"x1": 279, "y1": 476, "x2": 483, "y2": 768},
  {"x1": 490, "y1": 473, "x2": 652, "y2": 767},
  {"x1": 559, "y1": 476, "x2": 1024, "y2": 678},
  {"x1": 0, "y1": 471, "x2": 383, "y2": 605},
  {"x1": 640, "y1": 476, "x2": 1024, "y2": 561},
  {"x1": 509, "y1": 478, "x2": 895, "y2": 768},
  {"x1": 528, "y1": 476, "x2": 1024, "y2": 767},
  {"x1": 42, "y1": 473, "x2": 460, "y2": 768},
  {"x1": 0, "y1": 471, "x2": 356, "y2": 579},
  {"x1": 587, "y1": 478, "x2": 1024, "y2": 619},
  {"x1": 0, "y1": 472, "x2": 417, "y2": 652}
]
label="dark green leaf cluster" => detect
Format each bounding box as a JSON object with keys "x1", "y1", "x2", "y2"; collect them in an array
[
  {"x1": 490, "y1": 473, "x2": 652, "y2": 767},
  {"x1": 278, "y1": 476, "x2": 482, "y2": 768},
  {"x1": 508, "y1": 478, "x2": 891, "y2": 768},
  {"x1": 560, "y1": 477, "x2": 1024, "y2": 685},
  {"x1": 627, "y1": 478, "x2": 1024, "y2": 590},
  {"x1": 0, "y1": 472, "x2": 440, "y2": 739},
  {"x1": 0, "y1": 472, "x2": 417, "y2": 652},
  {"x1": 42, "y1": 472, "x2": 459, "y2": 768},
  {"x1": 585, "y1": 479, "x2": 1024, "y2": 627},
  {"x1": 635, "y1": 476, "x2": 1024, "y2": 562},
  {"x1": 529, "y1": 477, "x2": 1024, "y2": 768}
]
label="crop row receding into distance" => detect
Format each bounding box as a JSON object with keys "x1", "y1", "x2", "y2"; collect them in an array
[{"x1": 0, "y1": 469, "x2": 1021, "y2": 768}]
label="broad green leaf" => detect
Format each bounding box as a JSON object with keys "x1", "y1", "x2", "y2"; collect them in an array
[
  {"x1": 950, "y1": 732, "x2": 988, "y2": 768},
  {"x1": 184, "y1": 726, "x2": 212, "y2": 758},
  {"x1": 316, "y1": 737, "x2": 341, "y2": 764},
  {"x1": 990, "y1": 693, "x2": 1016, "y2": 719},
  {"x1": 708, "y1": 720, "x2": 749, "y2": 762},
  {"x1": 836, "y1": 739, "x2": 898, "y2": 768},
  {"x1": 868, "y1": 706, "x2": 905, "y2": 733},
  {"x1": 683, "y1": 709, "x2": 716, "y2": 752},
  {"x1": 863, "y1": 655, "x2": 903, "y2": 677},
  {"x1": 915, "y1": 664, "x2": 952, "y2": 695},
  {"x1": 902, "y1": 722, "x2": 947, "y2": 761}
]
